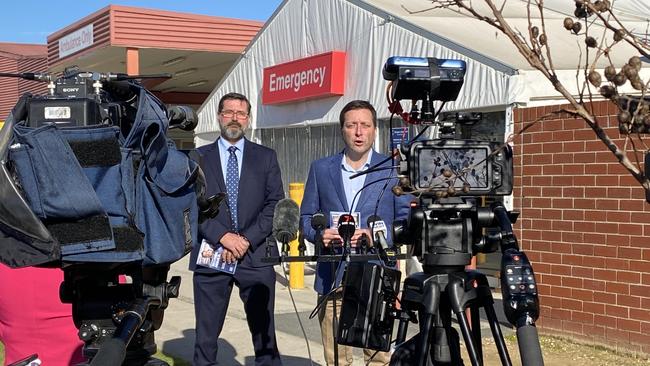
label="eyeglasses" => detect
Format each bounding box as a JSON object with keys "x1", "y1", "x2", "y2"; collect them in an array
[{"x1": 220, "y1": 110, "x2": 249, "y2": 119}]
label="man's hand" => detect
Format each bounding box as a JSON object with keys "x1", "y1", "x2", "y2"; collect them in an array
[
  {"x1": 222, "y1": 248, "x2": 238, "y2": 264},
  {"x1": 351, "y1": 228, "x2": 373, "y2": 247},
  {"x1": 322, "y1": 228, "x2": 342, "y2": 247},
  {"x1": 220, "y1": 232, "x2": 250, "y2": 259},
  {"x1": 322, "y1": 228, "x2": 373, "y2": 247}
]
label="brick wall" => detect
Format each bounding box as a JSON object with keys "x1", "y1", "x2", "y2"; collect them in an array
[{"x1": 514, "y1": 100, "x2": 650, "y2": 353}]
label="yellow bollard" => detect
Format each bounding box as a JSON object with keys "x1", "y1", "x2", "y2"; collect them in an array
[{"x1": 289, "y1": 183, "x2": 305, "y2": 289}]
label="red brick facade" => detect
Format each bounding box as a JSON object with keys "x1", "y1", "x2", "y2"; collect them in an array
[{"x1": 514, "y1": 100, "x2": 650, "y2": 353}]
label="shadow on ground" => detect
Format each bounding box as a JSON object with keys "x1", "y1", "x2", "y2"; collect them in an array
[{"x1": 161, "y1": 329, "x2": 323, "y2": 365}]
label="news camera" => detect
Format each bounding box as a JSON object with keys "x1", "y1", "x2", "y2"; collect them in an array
[
  {"x1": 259, "y1": 56, "x2": 543, "y2": 366},
  {"x1": 0, "y1": 69, "x2": 221, "y2": 366},
  {"x1": 331, "y1": 57, "x2": 544, "y2": 366}
]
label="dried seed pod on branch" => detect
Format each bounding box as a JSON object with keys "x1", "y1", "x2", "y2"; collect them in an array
[{"x1": 404, "y1": 0, "x2": 650, "y2": 197}]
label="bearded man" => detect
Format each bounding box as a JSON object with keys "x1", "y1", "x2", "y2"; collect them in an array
[{"x1": 188, "y1": 92, "x2": 284, "y2": 366}]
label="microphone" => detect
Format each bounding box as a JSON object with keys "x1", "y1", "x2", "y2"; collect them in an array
[
  {"x1": 311, "y1": 212, "x2": 327, "y2": 255},
  {"x1": 311, "y1": 212, "x2": 327, "y2": 230},
  {"x1": 358, "y1": 232, "x2": 369, "y2": 254},
  {"x1": 168, "y1": 105, "x2": 198, "y2": 131},
  {"x1": 272, "y1": 198, "x2": 300, "y2": 254},
  {"x1": 337, "y1": 214, "x2": 356, "y2": 246},
  {"x1": 367, "y1": 215, "x2": 396, "y2": 266}
]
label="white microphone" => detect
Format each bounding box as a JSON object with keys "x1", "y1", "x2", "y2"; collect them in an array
[{"x1": 367, "y1": 215, "x2": 395, "y2": 266}]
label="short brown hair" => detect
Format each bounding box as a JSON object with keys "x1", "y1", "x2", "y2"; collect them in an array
[
  {"x1": 218, "y1": 92, "x2": 251, "y2": 114},
  {"x1": 339, "y1": 100, "x2": 377, "y2": 128}
]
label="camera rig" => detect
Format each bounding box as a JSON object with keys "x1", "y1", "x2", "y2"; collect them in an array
[
  {"x1": 0, "y1": 69, "x2": 221, "y2": 366},
  {"x1": 384, "y1": 56, "x2": 542, "y2": 366},
  {"x1": 264, "y1": 56, "x2": 543, "y2": 366}
]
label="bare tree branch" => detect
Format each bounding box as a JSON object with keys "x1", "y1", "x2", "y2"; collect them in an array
[{"x1": 406, "y1": 0, "x2": 650, "y2": 194}]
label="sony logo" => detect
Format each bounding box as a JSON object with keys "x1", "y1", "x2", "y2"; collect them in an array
[{"x1": 62, "y1": 87, "x2": 80, "y2": 93}]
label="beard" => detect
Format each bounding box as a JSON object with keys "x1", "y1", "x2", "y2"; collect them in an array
[{"x1": 221, "y1": 122, "x2": 245, "y2": 141}]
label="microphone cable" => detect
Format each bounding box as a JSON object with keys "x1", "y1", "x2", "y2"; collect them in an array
[{"x1": 279, "y1": 264, "x2": 315, "y2": 366}]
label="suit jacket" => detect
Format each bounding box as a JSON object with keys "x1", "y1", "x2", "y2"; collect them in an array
[
  {"x1": 189, "y1": 138, "x2": 284, "y2": 271},
  {"x1": 300, "y1": 150, "x2": 412, "y2": 294}
]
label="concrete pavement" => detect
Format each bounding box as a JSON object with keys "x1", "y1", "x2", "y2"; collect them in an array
[
  {"x1": 154, "y1": 257, "x2": 513, "y2": 365},
  {"x1": 155, "y1": 256, "x2": 327, "y2": 365}
]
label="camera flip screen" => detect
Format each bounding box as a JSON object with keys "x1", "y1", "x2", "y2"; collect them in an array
[
  {"x1": 417, "y1": 146, "x2": 489, "y2": 190},
  {"x1": 408, "y1": 139, "x2": 513, "y2": 196}
]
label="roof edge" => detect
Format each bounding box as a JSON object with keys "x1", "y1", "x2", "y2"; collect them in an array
[
  {"x1": 47, "y1": 5, "x2": 110, "y2": 42},
  {"x1": 348, "y1": 0, "x2": 518, "y2": 76},
  {"x1": 109, "y1": 4, "x2": 265, "y2": 27}
]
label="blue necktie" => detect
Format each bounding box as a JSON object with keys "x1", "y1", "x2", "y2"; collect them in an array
[{"x1": 226, "y1": 146, "x2": 239, "y2": 231}]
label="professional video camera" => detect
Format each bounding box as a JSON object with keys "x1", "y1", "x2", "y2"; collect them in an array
[
  {"x1": 0, "y1": 69, "x2": 221, "y2": 365},
  {"x1": 262, "y1": 56, "x2": 543, "y2": 366},
  {"x1": 332, "y1": 57, "x2": 544, "y2": 366}
]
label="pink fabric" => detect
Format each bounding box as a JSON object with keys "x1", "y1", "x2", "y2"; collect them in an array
[{"x1": 0, "y1": 265, "x2": 84, "y2": 366}]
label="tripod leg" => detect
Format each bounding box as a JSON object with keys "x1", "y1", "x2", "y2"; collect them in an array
[
  {"x1": 448, "y1": 273, "x2": 482, "y2": 366},
  {"x1": 455, "y1": 305, "x2": 482, "y2": 366},
  {"x1": 470, "y1": 305, "x2": 482, "y2": 362},
  {"x1": 484, "y1": 304, "x2": 512, "y2": 366},
  {"x1": 416, "y1": 281, "x2": 441, "y2": 366}
]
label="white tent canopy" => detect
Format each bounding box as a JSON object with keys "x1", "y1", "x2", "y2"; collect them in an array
[{"x1": 196, "y1": 0, "x2": 649, "y2": 137}]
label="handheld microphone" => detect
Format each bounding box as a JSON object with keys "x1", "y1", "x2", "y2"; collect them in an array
[
  {"x1": 311, "y1": 212, "x2": 327, "y2": 255},
  {"x1": 367, "y1": 215, "x2": 396, "y2": 266},
  {"x1": 272, "y1": 198, "x2": 300, "y2": 254},
  {"x1": 337, "y1": 214, "x2": 356, "y2": 246}
]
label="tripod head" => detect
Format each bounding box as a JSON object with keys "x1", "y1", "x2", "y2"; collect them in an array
[{"x1": 392, "y1": 197, "x2": 517, "y2": 273}]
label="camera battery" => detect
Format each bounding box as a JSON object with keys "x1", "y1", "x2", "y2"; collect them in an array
[{"x1": 28, "y1": 97, "x2": 104, "y2": 127}]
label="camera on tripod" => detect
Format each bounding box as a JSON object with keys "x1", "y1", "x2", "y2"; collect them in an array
[
  {"x1": 336, "y1": 56, "x2": 544, "y2": 366},
  {"x1": 0, "y1": 69, "x2": 221, "y2": 365}
]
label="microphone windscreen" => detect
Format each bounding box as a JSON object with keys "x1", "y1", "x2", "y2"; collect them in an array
[
  {"x1": 337, "y1": 214, "x2": 356, "y2": 240},
  {"x1": 272, "y1": 198, "x2": 300, "y2": 243},
  {"x1": 367, "y1": 215, "x2": 381, "y2": 227},
  {"x1": 311, "y1": 212, "x2": 327, "y2": 230}
]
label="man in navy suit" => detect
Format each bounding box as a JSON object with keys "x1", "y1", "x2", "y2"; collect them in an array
[
  {"x1": 300, "y1": 100, "x2": 411, "y2": 365},
  {"x1": 189, "y1": 92, "x2": 284, "y2": 366}
]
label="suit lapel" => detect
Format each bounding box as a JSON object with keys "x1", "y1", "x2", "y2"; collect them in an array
[
  {"x1": 205, "y1": 141, "x2": 226, "y2": 193},
  {"x1": 329, "y1": 152, "x2": 349, "y2": 212}
]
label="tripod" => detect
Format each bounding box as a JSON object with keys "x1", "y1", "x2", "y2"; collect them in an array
[
  {"x1": 60, "y1": 263, "x2": 181, "y2": 366},
  {"x1": 392, "y1": 268, "x2": 510, "y2": 365},
  {"x1": 390, "y1": 199, "x2": 543, "y2": 366}
]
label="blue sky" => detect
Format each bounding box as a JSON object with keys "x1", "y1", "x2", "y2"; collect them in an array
[{"x1": 1, "y1": 0, "x2": 283, "y2": 44}]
